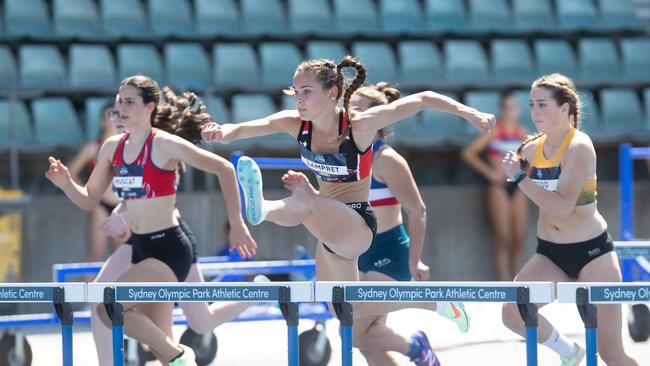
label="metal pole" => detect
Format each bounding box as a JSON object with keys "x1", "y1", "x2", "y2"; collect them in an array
[
  {"x1": 576, "y1": 287, "x2": 598, "y2": 366},
  {"x1": 619, "y1": 144, "x2": 633, "y2": 240},
  {"x1": 332, "y1": 286, "x2": 353, "y2": 366},
  {"x1": 279, "y1": 286, "x2": 300, "y2": 366},
  {"x1": 53, "y1": 287, "x2": 74, "y2": 366},
  {"x1": 516, "y1": 286, "x2": 538, "y2": 366},
  {"x1": 104, "y1": 287, "x2": 124, "y2": 366}
]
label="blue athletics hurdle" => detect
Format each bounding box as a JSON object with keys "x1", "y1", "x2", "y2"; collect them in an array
[
  {"x1": 557, "y1": 282, "x2": 650, "y2": 366},
  {"x1": 619, "y1": 144, "x2": 650, "y2": 241},
  {"x1": 88, "y1": 281, "x2": 312, "y2": 366},
  {"x1": 0, "y1": 283, "x2": 85, "y2": 366},
  {"x1": 315, "y1": 281, "x2": 554, "y2": 366}
]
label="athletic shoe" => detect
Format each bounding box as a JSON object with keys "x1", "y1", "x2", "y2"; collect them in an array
[
  {"x1": 253, "y1": 274, "x2": 271, "y2": 282},
  {"x1": 410, "y1": 331, "x2": 441, "y2": 366},
  {"x1": 236, "y1": 156, "x2": 266, "y2": 225},
  {"x1": 561, "y1": 343, "x2": 586, "y2": 366},
  {"x1": 169, "y1": 344, "x2": 197, "y2": 366},
  {"x1": 439, "y1": 302, "x2": 470, "y2": 333}
]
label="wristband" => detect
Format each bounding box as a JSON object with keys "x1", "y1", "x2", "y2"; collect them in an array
[{"x1": 512, "y1": 171, "x2": 526, "y2": 185}]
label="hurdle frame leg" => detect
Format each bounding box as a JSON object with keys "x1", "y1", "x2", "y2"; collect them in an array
[
  {"x1": 53, "y1": 286, "x2": 74, "y2": 366},
  {"x1": 576, "y1": 287, "x2": 598, "y2": 366},
  {"x1": 516, "y1": 286, "x2": 539, "y2": 366},
  {"x1": 279, "y1": 286, "x2": 300, "y2": 366},
  {"x1": 103, "y1": 287, "x2": 125, "y2": 366},
  {"x1": 332, "y1": 286, "x2": 353, "y2": 366}
]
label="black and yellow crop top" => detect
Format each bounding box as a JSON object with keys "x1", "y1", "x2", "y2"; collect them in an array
[{"x1": 528, "y1": 128, "x2": 597, "y2": 206}]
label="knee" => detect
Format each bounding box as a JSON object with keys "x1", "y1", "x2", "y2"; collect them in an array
[
  {"x1": 185, "y1": 316, "x2": 212, "y2": 335},
  {"x1": 351, "y1": 325, "x2": 368, "y2": 348},
  {"x1": 95, "y1": 304, "x2": 111, "y2": 328},
  {"x1": 501, "y1": 303, "x2": 521, "y2": 331}
]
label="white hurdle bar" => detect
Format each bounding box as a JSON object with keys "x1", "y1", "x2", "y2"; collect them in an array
[
  {"x1": 0, "y1": 283, "x2": 85, "y2": 366},
  {"x1": 315, "y1": 281, "x2": 554, "y2": 366},
  {"x1": 87, "y1": 282, "x2": 312, "y2": 366},
  {"x1": 557, "y1": 282, "x2": 650, "y2": 366}
]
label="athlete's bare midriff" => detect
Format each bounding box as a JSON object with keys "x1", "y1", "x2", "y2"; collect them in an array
[
  {"x1": 318, "y1": 176, "x2": 371, "y2": 204},
  {"x1": 123, "y1": 195, "x2": 178, "y2": 234},
  {"x1": 537, "y1": 202, "x2": 607, "y2": 243},
  {"x1": 373, "y1": 204, "x2": 403, "y2": 233}
]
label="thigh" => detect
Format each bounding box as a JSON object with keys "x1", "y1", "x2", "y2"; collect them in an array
[
  {"x1": 94, "y1": 244, "x2": 133, "y2": 283},
  {"x1": 515, "y1": 254, "x2": 570, "y2": 285},
  {"x1": 116, "y1": 258, "x2": 178, "y2": 313},
  {"x1": 486, "y1": 186, "x2": 512, "y2": 240}
]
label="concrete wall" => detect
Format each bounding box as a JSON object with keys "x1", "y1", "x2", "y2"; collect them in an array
[{"x1": 6, "y1": 181, "x2": 648, "y2": 285}]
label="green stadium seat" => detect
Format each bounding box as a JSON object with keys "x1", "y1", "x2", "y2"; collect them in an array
[
  {"x1": 282, "y1": 95, "x2": 295, "y2": 111},
  {"x1": 512, "y1": 89, "x2": 535, "y2": 132},
  {"x1": 598, "y1": 0, "x2": 643, "y2": 31},
  {"x1": 100, "y1": 0, "x2": 147, "y2": 36},
  {"x1": 69, "y1": 45, "x2": 116, "y2": 88},
  {"x1": 465, "y1": 91, "x2": 501, "y2": 119},
  {"x1": 4, "y1": 0, "x2": 50, "y2": 37},
  {"x1": 231, "y1": 94, "x2": 286, "y2": 150},
  {"x1": 306, "y1": 41, "x2": 347, "y2": 62},
  {"x1": 512, "y1": 0, "x2": 554, "y2": 31},
  {"x1": 556, "y1": 0, "x2": 601, "y2": 30},
  {"x1": 424, "y1": 0, "x2": 467, "y2": 32},
  {"x1": 444, "y1": 40, "x2": 489, "y2": 82},
  {"x1": 353, "y1": 42, "x2": 397, "y2": 84},
  {"x1": 148, "y1": 0, "x2": 194, "y2": 36},
  {"x1": 32, "y1": 97, "x2": 84, "y2": 146},
  {"x1": 241, "y1": 0, "x2": 287, "y2": 34},
  {"x1": 398, "y1": 41, "x2": 442, "y2": 83},
  {"x1": 491, "y1": 39, "x2": 533, "y2": 81},
  {"x1": 468, "y1": 0, "x2": 511, "y2": 31},
  {"x1": 534, "y1": 40, "x2": 577, "y2": 78},
  {"x1": 53, "y1": 0, "x2": 100, "y2": 37},
  {"x1": 644, "y1": 88, "x2": 650, "y2": 131},
  {"x1": 288, "y1": 0, "x2": 332, "y2": 34},
  {"x1": 379, "y1": 0, "x2": 424, "y2": 33},
  {"x1": 600, "y1": 88, "x2": 644, "y2": 135},
  {"x1": 259, "y1": 43, "x2": 302, "y2": 87},
  {"x1": 84, "y1": 97, "x2": 112, "y2": 140},
  {"x1": 388, "y1": 93, "x2": 421, "y2": 147},
  {"x1": 213, "y1": 43, "x2": 259, "y2": 86},
  {"x1": 164, "y1": 43, "x2": 210, "y2": 91},
  {"x1": 205, "y1": 96, "x2": 230, "y2": 123},
  {"x1": 332, "y1": 0, "x2": 379, "y2": 34},
  {"x1": 19, "y1": 45, "x2": 66, "y2": 88},
  {"x1": 578, "y1": 38, "x2": 620, "y2": 81},
  {"x1": 195, "y1": 0, "x2": 240, "y2": 35},
  {"x1": 576, "y1": 91, "x2": 604, "y2": 137},
  {"x1": 620, "y1": 38, "x2": 650, "y2": 80},
  {"x1": 419, "y1": 93, "x2": 469, "y2": 146},
  {"x1": 0, "y1": 47, "x2": 18, "y2": 88},
  {"x1": 0, "y1": 100, "x2": 32, "y2": 147},
  {"x1": 117, "y1": 44, "x2": 163, "y2": 82}
]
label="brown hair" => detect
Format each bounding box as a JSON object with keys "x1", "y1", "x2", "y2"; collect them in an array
[
  {"x1": 287, "y1": 55, "x2": 366, "y2": 142},
  {"x1": 516, "y1": 73, "x2": 582, "y2": 163},
  {"x1": 155, "y1": 86, "x2": 211, "y2": 144},
  {"x1": 354, "y1": 82, "x2": 401, "y2": 140}
]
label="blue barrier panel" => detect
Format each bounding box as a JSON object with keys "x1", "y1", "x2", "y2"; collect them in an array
[
  {"x1": 316, "y1": 281, "x2": 554, "y2": 366},
  {"x1": 0, "y1": 283, "x2": 85, "y2": 366},
  {"x1": 558, "y1": 282, "x2": 650, "y2": 366},
  {"x1": 88, "y1": 282, "x2": 312, "y2": 366}
]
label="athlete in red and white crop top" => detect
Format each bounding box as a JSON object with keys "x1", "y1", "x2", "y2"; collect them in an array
[{"x1": 111, "y1": 128, "x2": 176, "y2": 200}]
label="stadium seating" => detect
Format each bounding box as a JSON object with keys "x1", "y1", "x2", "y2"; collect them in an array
[
  {"x1": 598, "y1": 0, "x2": 644, "y2": 31},
  {"x1": 53, "y1": 0, "x2": 100, "y2": 37},
  {"x1": 288, "y1": 0, "x2": 332, "y2": 34},
  {"x1": 424, "y1": 0, "x2": 467, "y2": 32},
  {"x1": 491, "y1": 39, "x2": 533, "y2": 81},
  {"x1": 117, "y1": 44, "x2": 164, "y2": 82},
  {"x1": 620, "y1": 38, "x2": 650, "y2": 80},
  {"x1": 600, "y1": 88, "x2": 645, "y2": 135},
  {"x1": 0, "y1": 47, "x2": 18, "y2": 88},
  {"x1": 306, "y1": 41, "x2": 347, "y2": 62},
  {"x1": 230, "y1": 94, "x2": 283, "y2": 149},
  {"x1": 511, "y1": 0, "x2": 554, "y2": 32},
  {"x1": 241, "y1": 0, "x2": 287, "y2": 34},
  {"x1": 3, "y1": 0, "x2": 50, "y2": 37},
  {"x1": 164, "y1": 43, "x2": 211, "y2": 91},
  {"x1": 353, "y1": 42, "x2": 398, "y2": 84},
  {"x1": 468, "y1": 0, "x2": 511, "y2": 31},
  {"x1": 578, "y1": 38, "x2": 621, "y2": 81},
  {"x1": 259, "y1": 43, "x2": 302, "y2": 87},
  {"x1": 19, "y1": 46, "x2": 66, "y2": 88},
  {"x1": 379, "y1": 0, "x2": 424, "y2": 33},
  {"x1": 556, "y1": 0, "x2": 601, "y2": 31},
  {"x1": 534, "y1": 40, "x2": 578, "y2": 78},
  {"x1": 195, "y1": 0, "x2": 240, "y2": 35},
  {"x1": 84, "y1": 97, "x2": 112, "y2": 141},
  {"x1": 0, "y1": 100, "x2": 33, "y2": 147},
  {"x1": 69, "y1": 45, "x2": 116, "y2": 88},
  {"x1": 444, "y1": 40, "x2": 489, "y2": 82},
  {"x1": 213, "y1": 43, "x2": 259, "y2": 86},
  {"x1": 332, "y1": 0, "x2": 379, "y2": 34},
  {"x1": 398, "y1": 41, "x2": 443, "y2": 83},
  {"x1": 32, "y1": 98, "x2": 84, "y2": 146},
  {"x1": 100, "y1": 0, "x2": 148, "y2": 37},
  {"x1": 148, "y1": 0, "x2": 194, "y2": 36}
]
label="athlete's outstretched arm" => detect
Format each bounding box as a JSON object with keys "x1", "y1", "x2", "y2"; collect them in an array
[
  {"x1": 201, "y1": 110, "x2": 299, "y2": 144},
  {"x1": 352, "y1": 92, "x2": 495, "y2": 146},
  {"x1": 45, "y1": 137, "x2": 118, "y2": 211},
  {"x1": 162, "y1": 133, "x2": 257, "y2": 257}
]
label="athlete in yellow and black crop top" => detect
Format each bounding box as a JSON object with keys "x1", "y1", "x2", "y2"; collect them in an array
[{"x1": 528, "y1": 128, "x2": 597, "y2": 206}]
